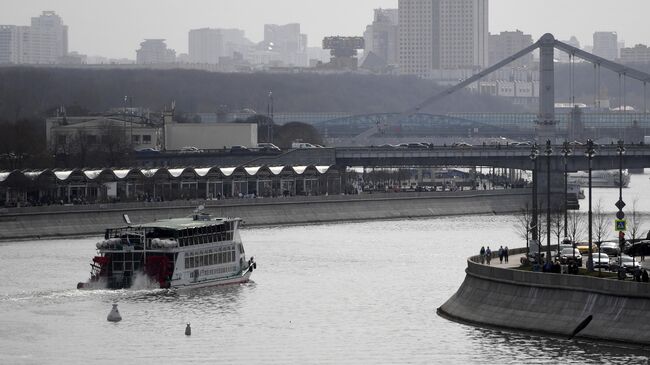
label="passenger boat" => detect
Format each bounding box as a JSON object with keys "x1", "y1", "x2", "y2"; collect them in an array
[
  {"x1": 568, "y1": 170, "x2": 630, "y2": 188},
  {"x1": 77, "y1": 211, "x2": 255, "y2": 290}
]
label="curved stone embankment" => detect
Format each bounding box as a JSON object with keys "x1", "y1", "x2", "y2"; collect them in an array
[
  {"x1": 0, "y1": 190, "x2": 528, "y2": 241},
  {"x1": 438, "y1": 250, "x2": 650, "y2": 346}
]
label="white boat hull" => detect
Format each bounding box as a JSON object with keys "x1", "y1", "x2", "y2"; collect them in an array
[{"x1": 172, "y1": 268, "x2": 253, "y2": 290}]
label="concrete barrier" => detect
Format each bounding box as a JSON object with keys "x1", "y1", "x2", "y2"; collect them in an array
[
  {"x1": 0, "y1": 190, "x2": 528, "y2": 241},
  {"x1": 438, "y1": 250, "x2": 650, "y2": 346}
]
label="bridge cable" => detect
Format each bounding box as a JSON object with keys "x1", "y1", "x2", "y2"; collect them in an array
[
  {"x1": 643, "y1": 81, "x2": 648, "y2": 123},
  {"x1": 593, "y1": 64, "x2": 598, "y2": 111},
  {"x1": 598, "y1": 64, "x2": 601, "y2": 110},
  {"x1": 569, "y1": 53, "x2": 572, "y2": 107},
  {"x1": 571, "y1": 53, "x2": 576, "y2": 107},
  {"x1": 618, "y1": 73, "x2": 623, "y2": 112}
]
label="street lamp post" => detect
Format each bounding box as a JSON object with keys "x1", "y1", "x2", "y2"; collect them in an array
[
  {"x1": 529, "y1": 143, "x2": 539, "y2": 259},
  {"x1": 561, "y1": 141, "x2": 573, "y2": 262},
  {"x1": 544, "y1": 140, "x2": 553, "y2": 264},
  {"x1": 586, "y1": 139, "x2": 596, "y2": 272},
  {"x1": 267, "y1": 91, "x2": 274, "y2": 143},
  {"x1": 616, "y1": 140, "x2": 626, "y2": 267}
]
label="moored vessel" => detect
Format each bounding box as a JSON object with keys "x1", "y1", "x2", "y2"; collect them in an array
[
  {"x1": 77, "y1": 211, "x2": 255, "y2": 290},
  {"x1": 568, "y1": 170, "x2": 630, "y2": 188}
]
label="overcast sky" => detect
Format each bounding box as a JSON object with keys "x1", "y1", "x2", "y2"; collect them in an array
[{"x1": 2, "y1": 0, "x2": 649, "y2": 59}]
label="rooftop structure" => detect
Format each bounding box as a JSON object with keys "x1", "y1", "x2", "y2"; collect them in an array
[
  {"x1": 136, "y1": 39, "x2": 176, "y2": 64},
  {"x1": 321, "y1": 36, "x2": 364, "y2": 70}
]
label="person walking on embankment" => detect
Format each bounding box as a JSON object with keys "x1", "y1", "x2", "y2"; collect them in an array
[
  {"x1": 480, "y1": 246, "x2": 486, "y2": 264},
  {"x1": 498, "y1": 246, "x2": 504, "y2": 264},
  {"x1": 486, "y1": 247, "x2": 492, "y2": 265},
  {"x1": 504, "y1": 246, "x2": 509, "y2": 263}
]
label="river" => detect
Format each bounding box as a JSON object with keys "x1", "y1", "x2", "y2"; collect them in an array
[{"x1": 1, "y1": 174, "x2": 649, "y2": 364}]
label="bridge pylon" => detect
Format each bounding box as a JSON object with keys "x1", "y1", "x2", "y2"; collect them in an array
[{"x1": 536, "y1": 34, "x2": 558, "y2": 143}]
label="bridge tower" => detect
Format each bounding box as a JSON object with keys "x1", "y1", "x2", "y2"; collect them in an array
[{"x1": 537, "y1": 33, "x2": 557, "y2": 143}]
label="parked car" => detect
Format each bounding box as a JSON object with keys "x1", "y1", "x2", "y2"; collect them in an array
[
  {"x1": 179, "y1": 146, "x2": 203, "y2": 153},
  {"x1": 609, "y1": 255, "x2": 640, "y2": 273},
  {"x1": 511, "y1": 141, "x2": 532, "y2": 147},
  {"x1": 291, "y1": 142, "x2": 317, "y2": 149},
  {"x1": 257, "y1": 143, "x2": 281, "y2": 151},
  {"x1": 406, "y1": 142, "x2": 429, "y2": 149},
  {"x1": 599, "y1": 241, "x2": 620, "y2": 257},
  {"x1": 451, "y1": 142, "x2": 472, "y2": 148},
  {"x1": 230, "y1": 145, "x2": 251, "y2": 154},
  {"x1": 558, "y1": 248, "x2": 583, "y2": 267},
  {"x1": 576, "y1": 242, "x2": 596, "y2": 254},
  {"x1": 135, "y1": 148, "x2": 161, "y2": 155},
  {"x1": 592, "y1": 252, "x2": 611, "y2": 269}
]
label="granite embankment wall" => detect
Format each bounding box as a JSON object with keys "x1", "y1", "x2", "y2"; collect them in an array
[
  {"x1": 438, "y1": 252, "x2": 650, "y2": 346},
  {"x1": 0, "y1": 190, "x2": 528, "y2": 241}
]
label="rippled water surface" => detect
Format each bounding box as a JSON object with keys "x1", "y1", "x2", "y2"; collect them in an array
[{"x1": 1, "y1": 176, "x2": 650, "y2": 364}]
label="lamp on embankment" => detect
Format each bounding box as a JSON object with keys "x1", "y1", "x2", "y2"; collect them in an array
[
  {"x1": 544, "y1": 140, "x2": 553, "y2": 264},
  {"x1": 585, "y1": 139, "x2": 596, "y2": 272},
  {"x1": 616, "y1": 140, "x2": 626, "y2": 268},
  {"x1": 529, "y1": 143, "x2": 539, "y2": 258},
  {"x1": 561, "y1": 141, "x2": 573, "y2": 262}
]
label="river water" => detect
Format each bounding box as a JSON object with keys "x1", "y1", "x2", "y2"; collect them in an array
[{"x1": 1, "y1": 174, "x2": 649, "y2": 364}]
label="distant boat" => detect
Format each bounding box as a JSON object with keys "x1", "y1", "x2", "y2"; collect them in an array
[
  {"x1": 568, "y1": 170, "x2": 630, "y2": 188},
  {"x1": 77, "y1": 212, "x2": 255, "y2": 290}
]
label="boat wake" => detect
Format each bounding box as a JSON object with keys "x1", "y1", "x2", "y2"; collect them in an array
[{"x1": 130, "y1": 271, "x2": 160, "y2": 290}]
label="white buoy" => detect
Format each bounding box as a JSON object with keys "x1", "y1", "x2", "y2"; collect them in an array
[
  {"x1": 185, "y1": 323, "x2": 191, "y2": 336},
  {"x1": 107, "y1": 304, "x2": 122, "y2": 322}
]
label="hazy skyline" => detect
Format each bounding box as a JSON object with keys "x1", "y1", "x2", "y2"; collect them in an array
[{"x1": 2, "y1": 0, "x2": 650, "y2": 59}]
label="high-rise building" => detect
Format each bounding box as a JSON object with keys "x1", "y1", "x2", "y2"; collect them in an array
[
  {"x1": 363, "y1": 9, "x2": 399, "y2": 67},
  {"x1": 620, "y1": 44, "x2": 650, "y2": 64},
  {"x1": 188, "y1": 28, "x2": 249, "y2": 64},
  {"x1": 0, "y1": 11, "x2": 68, "y2": 64},
  {"x1": 263, "y1": 23, "x2": 308, "y2": 67},
  {"x1": 399, "y1": 0, "x2": 488, "y2": 77},
  {"x1": 24, "y1": 11, "x2": 68, "y2": 64},
  {"x1": 0, "y1": 25, "x2": 21, "y2": 64},
  {"x1": 189, "y1": 28, "x2": 222, "y2": 64},
  {"x1": 136, "y1": 39, "x2": 176, "y2": 64},
  {"x1": 488, "y1": 30, "x2": 533, "y2": 67},
  {"x1": 593, "y1": 32, "x2": 618, "y2": 61}
]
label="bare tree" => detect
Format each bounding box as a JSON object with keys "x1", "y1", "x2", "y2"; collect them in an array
[
  {"x1": 593, "y1": 199, "x2": 610, "y2": 274},
  {"x1": 566, "y1": 210, "x2": 585, "y2": 245},
  {"x1": 594, "y1": 199, "x2": 610, "y2": 246},
  {"x1": 99, "y1": 123, "x2": 129, "y2": 166},
  {"x1": 628, "y1": 198, "x2": 644, "y2": 261},
  {"x1": 628, "y1": 198, "x2": 642, "y2": 243},
  {"x1": 551, "y1": 207, "x2": 564, "y2": 250},
  {"x1": 514, "y1": 204, "x2": 532, "y2": 251}
]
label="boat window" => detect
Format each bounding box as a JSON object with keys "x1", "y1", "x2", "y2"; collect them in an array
[{"x1": 185, "y1": 256, "x2": 190, "y2": 268}]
